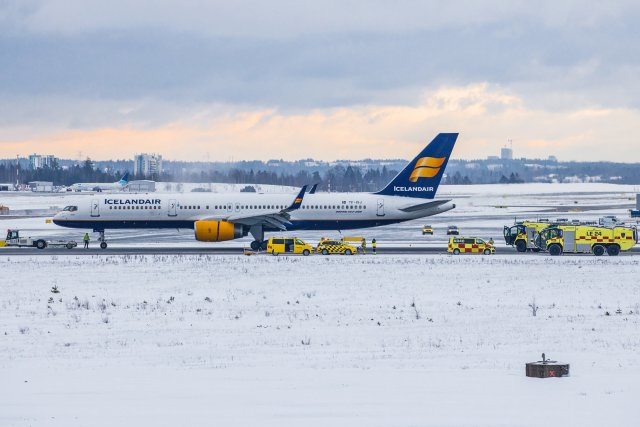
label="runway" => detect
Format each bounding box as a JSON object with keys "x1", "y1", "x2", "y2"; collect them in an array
[{"x1": 2, "y1": 246, "x2": 639, "y2": 256}]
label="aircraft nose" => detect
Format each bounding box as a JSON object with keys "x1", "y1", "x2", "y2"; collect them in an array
[{"x1": 52, "y1": 211, "x2": 66, "y2": 225}]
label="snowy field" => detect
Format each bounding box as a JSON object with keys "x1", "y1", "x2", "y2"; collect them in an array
[{"x1": 1, "y1": 254, "x2": 640, "y2": 426}]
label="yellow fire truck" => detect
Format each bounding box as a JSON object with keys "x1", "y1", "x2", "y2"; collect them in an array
[
  {"x1": 503, "y1": 221, "x2": 552, "y2": 252},
  {"x1": 534, "y1": 225, "x2": 637, "y2": 256}
]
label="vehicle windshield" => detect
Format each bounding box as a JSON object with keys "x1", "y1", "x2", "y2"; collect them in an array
[{"x1": 62, "y1": 206, "x2": 78, "y2": 212}]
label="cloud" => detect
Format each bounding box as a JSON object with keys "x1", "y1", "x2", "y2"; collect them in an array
[
  {"x1": 1, "y1": 84, "x2": 638, "y2": 162},
  {"x1": 2, "y1": 1, "x2": 640, "y2": 162}
]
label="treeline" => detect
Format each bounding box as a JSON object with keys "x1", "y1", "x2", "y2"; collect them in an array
[
  {"x1": 0, "y1": 160, "x2": 123, "y2": 186},
  {"x1": 168, "y1": 165, "x2": 403, "y2": 192},
  {"x1": 0, "y1": 158, "x2": 482, "y2": 190}
]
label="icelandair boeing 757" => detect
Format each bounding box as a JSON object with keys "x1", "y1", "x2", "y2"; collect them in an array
[{"x1": 53, "y1": 134, "x2": 458, "y2": 249}]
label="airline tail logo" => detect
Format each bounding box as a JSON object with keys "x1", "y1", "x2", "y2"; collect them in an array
[
  {"x1": 294, "y1": 197, "x2": 303, "y2": 204},
  {"x1": 409, "y1": 157, "x2": 446, "y2": 182}
]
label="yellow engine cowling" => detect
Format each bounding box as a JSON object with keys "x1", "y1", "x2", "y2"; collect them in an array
[{"x1": 194, "y1": 220, "x2": 244, "y2": 242}]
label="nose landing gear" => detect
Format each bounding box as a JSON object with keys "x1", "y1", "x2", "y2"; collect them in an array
[{"x1": 96, "y1": 230, "x2": 108, "y2": 249}]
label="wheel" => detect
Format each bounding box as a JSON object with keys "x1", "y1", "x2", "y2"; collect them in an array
[
  {"x1": 548, "y1": 244, "x2": 562, "y2": 256},
  {"x1": 260, "y1": 241, "x2": 268, "y2": 251},
  {"x1": 100, "y1": 242, "x2": 108, "y2": 250},
  {"x1": 345, "y1": 249, "x2": 352, "y2": 255},
  {"x1": 453, "y1": 248, "x2": 460, "y2": 255},
  {"x1": 36, "y1": 240, "x2": 47, "y2": 249},
  {"x1": 484, "y1": 249, "x2": 491, "y2": 255},
  {"x1": 606, "y1": 245, "x2": 620, "y2": 256},
  {"x1": 321, "y1": 249, "x2": 329, "y2": 255},
  {"x1": 515, "y1": 240, "x2": 527, "y2": 253},
  {"x1": 66, "y1": 242, "x2": 74, "y2": 249},
  {"x1": 302, "y1": 249, "x2": 310, "y2": 256},
  {"x1": 592, "y1": 244, "x2": 605, "y2": 256},
  {"x1": 250, "y1": 240, "x2": 260, "y2": 251}
]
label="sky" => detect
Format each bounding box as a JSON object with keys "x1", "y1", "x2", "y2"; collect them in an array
[{"x1": 1, "y1": 0, "x2": 639, "y2": 162}]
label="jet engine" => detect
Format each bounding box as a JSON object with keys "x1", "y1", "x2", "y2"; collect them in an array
[{"x1": 194, "y1": 220, "x2": 244, "y2": 242}]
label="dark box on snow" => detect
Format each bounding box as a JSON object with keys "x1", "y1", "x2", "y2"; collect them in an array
[{"x1": 526, "y1": 362, "x2": 570, "y2": 378}]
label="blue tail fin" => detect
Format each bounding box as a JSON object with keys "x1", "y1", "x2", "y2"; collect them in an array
[
  {"x1": 375, "y1": 133, "x2": 458, "y2": 199},
  {"x1": 118, "y1": 172, "x2": 129, "y2": 186}
]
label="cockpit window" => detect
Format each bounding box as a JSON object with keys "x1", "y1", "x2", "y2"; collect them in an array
[{"x1": 62, "y1": 206, "x2": 78, "y2": 212}]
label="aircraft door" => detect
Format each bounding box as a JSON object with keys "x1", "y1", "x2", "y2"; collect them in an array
[
  {"x1": 376, "y1": 199, "x2": 385, "y2": 217},
  {"x1": 91, "y1": 199, "x2": 100, "y2": 217},
  {"x1": 168, "y1": 199, "x2": 177, "y2": 217}
]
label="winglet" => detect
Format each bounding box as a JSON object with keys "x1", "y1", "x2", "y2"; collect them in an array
[
  {"x1": 309, "y1": 183, "x2": 318, "y2": 194},
  {"x1": 284, "y1": 185, "x2": 307, "y2": 212}
]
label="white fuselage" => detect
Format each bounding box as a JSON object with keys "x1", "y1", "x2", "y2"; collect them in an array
[
  {"x1": 53, "y1": 191, "x2": 454, "y2": 232},
  {"x1": 69, "y1": 182, "x2": 124, "y2": 192}
]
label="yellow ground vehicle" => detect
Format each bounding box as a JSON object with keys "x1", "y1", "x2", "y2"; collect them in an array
[
  {"x1": 448, "y1": 237, "x2": 495, "y2": 255},
  {"x1": 266, "y1": 237, "x2": 313, "y2": 256},
  {"x1": 422, "y1": 225, "x2": 433, "y2": 235},
  {"x1": 534, "y1": 225, "x2": 637, "y2": 256},
  {"x1": 341, "y1": 236, "x2": 366, "y2": 253},
  {"x1": 317, "y1": 239, "x2": 357, "y2": 255},
  {"x1": 503, "y1": 221, "x2": 552, "y2": 252}
]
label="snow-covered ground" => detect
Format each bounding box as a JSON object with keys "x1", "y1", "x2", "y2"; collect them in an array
[{"x1": 1, "y1": 254, "x2": 639, "y2": 426}]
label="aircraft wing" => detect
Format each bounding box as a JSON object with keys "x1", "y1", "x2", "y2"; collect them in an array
[
  {"x1": 207, "y1": 186, "x2": 307, "y2": 231},
  {"x1": 398, "y1": 199, "x2": 451, "y2": 212}
]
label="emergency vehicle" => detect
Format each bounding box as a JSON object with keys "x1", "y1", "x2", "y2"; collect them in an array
[
  {"x1": 266, "y1": 237, "x2": 313, "y2": 256},
  {"x1": 447, "y1": 237, "x2": 495, "y2": 255},
  {"x1": 534, "y1": 225, "x2": 637, "y2": 256},
  {"x1": 447, "y1": 225, "x2": 459, "y2": 235},
  {"x1": 316, "y1": 239, "x2": 358, "y2": 255},
  {"x1": 503, "y1": 221, "x2": 552, "y2": 252}
]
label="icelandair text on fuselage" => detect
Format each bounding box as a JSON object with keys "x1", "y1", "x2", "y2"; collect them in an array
[
  {"x1": 393, "y1": 186, "x2": 434, "y2": 192},
  {"x1": 105, "y1": 198, "x2": 162, "y2": 205}
]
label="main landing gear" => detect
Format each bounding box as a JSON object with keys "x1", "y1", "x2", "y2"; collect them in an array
[
  {"x1": 249, "y1": 225, "x2": 268, "y2": 251},
  {"x1": 96, "y1": 230, "x2": 108, "y2": 249},
  {"x1": 250, "y1": 240, "x2": 268, "y2": 251}
]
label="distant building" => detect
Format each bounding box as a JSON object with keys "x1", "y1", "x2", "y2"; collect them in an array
[
  {"x1": 126, "y1": 180, "x2": 156, "y2": 192},
  {"x1": 28, "y1": 181, "x2": 54, "y2": 192},
  {"x1": 487, "y1": 155, "x2": 500, "y2": 161},
  {"x1": 133, "y1": 153, "x2": 163, "y2": 177},
  {"x1": 548, "y1": 155, "x2": 558, "y2": 162},
  {"x1": 500, "y1": 147, "x2": 513, "y2": 160},
  {"x1": 28, "y1": 154, "x2": 58, "y2": 170}
]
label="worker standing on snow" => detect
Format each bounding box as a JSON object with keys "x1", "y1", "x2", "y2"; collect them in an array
[
  {"x1": 83, "y1": 232, "x2": 90, "y2": 249},
  {"x1": 488, "y1": 237, "x2": 494, "y2": 246},
  {"x1": 362, "y1": 239, "x2": 367, "y2": 254},
  {"x1": 372, "y1": 238, "x2": 377, "y2": 255}
]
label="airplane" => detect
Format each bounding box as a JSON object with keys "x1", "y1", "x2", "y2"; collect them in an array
[
  {"x1": 67, "y1": 173, "x2": 129, "y2": 192},
  {"x1": 53, "y1": 133, "x2": 458, "y2": 249}
]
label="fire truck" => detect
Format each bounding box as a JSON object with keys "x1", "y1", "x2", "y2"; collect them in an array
[
  {"x1": 533, "y1": 224, "x2": 637, "y2": 256},
  {"x1": 503, "y1": 221, "x2": 552, "y2": 252}
]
